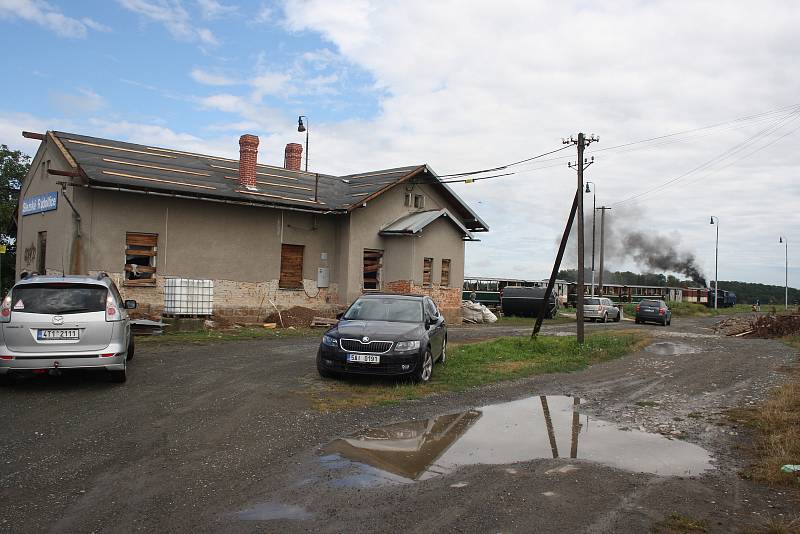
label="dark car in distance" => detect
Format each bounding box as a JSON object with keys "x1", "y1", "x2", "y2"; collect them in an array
[
  {"x1": 317, "y1": 294, "x2": 446, "y2": 383},
  {"x1": 635, "y1": 299, "x2": 672, "y2": 326}
]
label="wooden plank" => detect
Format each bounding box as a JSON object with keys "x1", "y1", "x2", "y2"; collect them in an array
[
  {"x1": 22, "y1": 131, "x2": 46, "y2": 140},
  {"x1": 125, "y1": 249, "x2": 157, "y2": 256},
  {"x1": 235, "y1": 189, "x2": 322, "y2": 204},
  {"x1": 103, "y1": 158, "x2": 211, "y2": 176},
  {"x1": 215, "y1": 165, "x2": 300, "y2": 181},
  {"x1": 103, "y1": 170, "x2": 217, "y2": 190},
  {"x1": 64, "y1": 139, "x2": 176, "y2": 158},
  {"x1": 363, "y1": 265, "x2": 382, "y2": 274},
  {"x1": 124, "y1": 278, "x2": 156, "y2": 286},
  {"x1": 126, "y1": 233, "x2": 158, "y2": 246},
  {"x1": 48, "y1": 132, "x2": 78, "y2": 169}
]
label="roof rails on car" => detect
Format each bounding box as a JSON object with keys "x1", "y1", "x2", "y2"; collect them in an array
[{"x1": 96, "y1": 272, "x2": 110, "y2": 280}]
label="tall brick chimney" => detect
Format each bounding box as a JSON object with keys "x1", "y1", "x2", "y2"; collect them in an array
[
  {"x1": 238, "y1": 134, "x2": 259, "y2": 189},
  {"x1": 284, "y1": 143, "x2": 303, "y2": 171}
]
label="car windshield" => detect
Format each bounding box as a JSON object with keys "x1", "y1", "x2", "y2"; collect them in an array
[
  {"x1": 11, "y1": 284, "x2": 108, "y2": 315},
  {"x1": 584, "y1": 298, "x2": 601, "y2": 305},
  {"x1": 343, "y1": 298, "x2": 423, "y2": 322},
  {"x1": 640, "y1": 300, "x2": 661, "y2": 307}
]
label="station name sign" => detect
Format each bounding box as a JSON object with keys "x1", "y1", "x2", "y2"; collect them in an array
[{"x1": 22, "y1": 191, "x2": 58, "y2": 216}]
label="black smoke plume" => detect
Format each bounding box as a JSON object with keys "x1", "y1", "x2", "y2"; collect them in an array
[
  {"x1": 622, "y1": 231, "x2": 707, "y2": 287},
  {"x1": 566, "y1": 205, "x2": 708, "y2": 287}
]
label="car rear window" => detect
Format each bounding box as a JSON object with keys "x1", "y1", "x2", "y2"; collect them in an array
[
  {"x1": 343, "y1": 298, "x2": 423, "y2": 322},
  {"x1": 640, "y1": 300, "x2": 660, "y2": 307},
  {"x1": 11, "y1": 284, "x2": 108, "y2": 315},
  {"x1": 584, "y1": 298, "x2": 601, "y2": 305}
]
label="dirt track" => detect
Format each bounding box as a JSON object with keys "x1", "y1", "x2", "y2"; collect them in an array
[{"x1": 1, "y1": 316, "x2": 798, "y2": 533}]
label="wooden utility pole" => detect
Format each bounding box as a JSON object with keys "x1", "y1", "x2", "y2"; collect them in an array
[
  {"x1": 597, "y1": 206, "x2": 611, "y2": 294},
  {"x1": 531, "y1": 189, "x2": 579, "y2": 339}
]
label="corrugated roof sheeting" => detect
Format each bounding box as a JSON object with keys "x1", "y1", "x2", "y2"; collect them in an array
[{"x1": 380, "y1": 209, "x2": 475, "y2": 240}]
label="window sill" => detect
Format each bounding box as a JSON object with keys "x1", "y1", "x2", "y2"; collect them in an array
[{"x1": 124, "y1": 281, "x2": 156, "y2": 288}]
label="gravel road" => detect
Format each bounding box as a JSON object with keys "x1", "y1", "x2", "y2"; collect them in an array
[{"x1": 1, "y1": 317, "x2": 797, "y2": 533}]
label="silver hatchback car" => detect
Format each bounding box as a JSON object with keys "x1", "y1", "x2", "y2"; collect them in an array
[{"x1": 0, "y1": 273, "x2": 136, "y2": 384}]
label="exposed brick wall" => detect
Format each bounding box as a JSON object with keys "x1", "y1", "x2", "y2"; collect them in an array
[
  {"x1": 383, "y1": 279, "x2": 462, "y2": 325},
  {"x1": 92, "y1": 271, "x2": 339, "y2": 323},
  {"x1": 238, "y1": 134, "x2": 259, "y2": 188},
  {"x1": 284, "y1": 143, "x2": 303, "y2": 171}
]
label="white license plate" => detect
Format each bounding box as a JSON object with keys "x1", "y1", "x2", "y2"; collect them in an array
[
  {"x1": 347, "y1": 353, "x2": 380, "y2": 364},
  {"x1": 37, "y1": 329, "x2": 80, "y2": 340}
]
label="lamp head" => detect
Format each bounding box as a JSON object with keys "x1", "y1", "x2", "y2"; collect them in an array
[
  {"x1": 585, "y1": 183, "x2": 591, "y2": 193},
  {"x1": 709, "y1": 216, "x2": 714, "y2": 225},
  {"x1": 780, "y1": 236, "x2": 783, "y2": 243},
  {"x1": 297, "y1": 116, "x2": 306, "y2": 132}
]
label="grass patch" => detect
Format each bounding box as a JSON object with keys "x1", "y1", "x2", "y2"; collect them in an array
[
  {"x1": 725, "y1": 336, "x2": 800, "y2": 486},
  {"x1": 137, "y1": 326, "x2": 320, "y2": 345},
  {"x1": 313, "y1": 331, "x2": 650, "y2": 411},
  {"x1": 652, "y1": 513, "x2": 708, "y2": 533}
]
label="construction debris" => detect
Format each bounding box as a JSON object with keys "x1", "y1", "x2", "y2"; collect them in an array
[
  {"x1": 311, "y1": 317, "x2": 338, "y2": 327},
  {"x1": 715, "y1": 314, "x2": 800, "y2": 338}
]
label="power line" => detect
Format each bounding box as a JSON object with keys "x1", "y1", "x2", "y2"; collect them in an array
[
  {"x1": 436, "y1": 145, "x2": 571, "y2": 178},
  {"x1": 612, "y1": 109, "x2": 800, "y2": 206}
]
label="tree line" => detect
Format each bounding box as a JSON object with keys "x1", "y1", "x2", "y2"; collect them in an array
[{"x1": 557, "y1": 269, "x2": 798, "y2": 305}]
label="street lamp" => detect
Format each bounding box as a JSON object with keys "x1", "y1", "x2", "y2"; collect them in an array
[
  {"x1": 585, "y1": 181, "x2": 596, "y2": 297},
  {"x1": 297, "y1": 115, "x2": 309, "y2": 171},
  {"x1": 779, "y1": 236, "x2": 788, "y2": 310},
  {"x1": 710, "y1": 216, "x2": 719, "y2": 309}
]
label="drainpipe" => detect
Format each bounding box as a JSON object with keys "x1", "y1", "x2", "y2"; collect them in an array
[{"x1": 59, "y1": 183, "x2": 83, "y2": 274}]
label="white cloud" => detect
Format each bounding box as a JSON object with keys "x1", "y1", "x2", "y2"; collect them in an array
[
  {"x1": 196, "y1": 0, "x2": 237, "y2": 20},
  {"x1": 0, "y1": 0, "x2": 109, "y2": 38},
  {"x1": 249, "y1": 72, "x2": 292, "y2": 99},
  {"x1": 278, "y1": 0, "x2": 800, "y2": 286},
  {"x1": 190, "y1": 68, "x2": 237, "y2": 86},
  {"x1": 49, "y1": 88, "x2": 109, "y2": 114},
  {"x1": 252, "y1": 3, "x2": 271, "y2": 24},
  {"x1": 117, "y1": 0, "x2": 218, "y2": 45}
]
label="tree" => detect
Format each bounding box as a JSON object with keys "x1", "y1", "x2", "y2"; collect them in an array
[{"x1": 0, "y1": 144, "x2": 30, "y2": 294}]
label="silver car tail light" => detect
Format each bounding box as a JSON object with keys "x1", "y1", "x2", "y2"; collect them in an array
[{"x1": 105, "y1": 295, "x2": 121, "y2": 322}]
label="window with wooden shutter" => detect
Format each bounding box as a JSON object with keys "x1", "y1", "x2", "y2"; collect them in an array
[
  {"x1": 125, "y1": 232, "x2": 157, "y2": 286},
  {"x1": 363, "y1": 249, "x2": 383, "y2": 290},
  {"x1": 441, "y1": 259, "x2": 451, "y2": 287},
  {"x1": 423, "y1": 257, "x2": 433, "y2": 286},
  {"x1": 279, "y1": 244, "x2": 304, "y2": 289}
]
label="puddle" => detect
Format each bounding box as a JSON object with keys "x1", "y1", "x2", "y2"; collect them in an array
[
  {"x1": 236, "y1": 501, "x2": 313, "y2": 521},
  {"x1": 645, "y1": 342, "x2": 702, "y2": 355},
  {"x1": 321, "y1": 396, "x2": 712, "y2": 481}
]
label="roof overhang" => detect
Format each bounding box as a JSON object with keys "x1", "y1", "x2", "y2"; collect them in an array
[{"x1": 379, "y1": 208, "x2": 478, "y2": 241}]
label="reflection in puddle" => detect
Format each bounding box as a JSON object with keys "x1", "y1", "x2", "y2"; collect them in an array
[
  {"x1": 237, "y1": 501, "x2": 313, "y2": 521},
  {"x1": 645, "y1": 342, "x2": 702, "y2": 355},
  {"x1": 322, "y1": 396, "x2": 712, "y2": 481}
]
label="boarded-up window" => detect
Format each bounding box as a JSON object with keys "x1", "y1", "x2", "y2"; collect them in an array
[
  {"x1": 280, "y1": 244, "x2": 304, "y2": 289},
  {"x1": 125, "y1": 233, "x2": 157, "y2": 286},
  {"x1": 363, "y1": 249, "x2": 383, "y2": 290},
  {"x1": 414, "y1": 194, "x2": 425, "y2": 209},
  {"x1": 423, "y1": 257, "x2": 433, "y2": 286},
  {"x1": 37, "y1": 231, "x2": 47, "y2": 274},
  {"x1": 441, "y1": 259, "x2": 451, "y2": 287}
]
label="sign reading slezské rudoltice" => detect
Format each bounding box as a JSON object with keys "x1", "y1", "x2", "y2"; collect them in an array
[{"x1": 21, "y1": 192, "x2": 58, "y2": 216}]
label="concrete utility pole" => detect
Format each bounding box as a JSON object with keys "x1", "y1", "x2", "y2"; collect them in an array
[
  {"x1": 585, "y1": 182, "x2": 596, "y2": 297},
  {"x1": 710, "y1": 216, "x2": 719, "y2": 309},
  {"x1": 780, "y1": 236, "x2": 788, "y2": 310},
  {"x1": 564, "y1": 133, "x2": 598, "y2": 344},
  {"x1": 596, "y1": 207, "x2": 611, "y2": 298}
]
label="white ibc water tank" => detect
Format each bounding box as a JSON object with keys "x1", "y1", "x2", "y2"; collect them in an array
[{"x1": 163, "y1": 278, "x2": 214, "y2": 316}]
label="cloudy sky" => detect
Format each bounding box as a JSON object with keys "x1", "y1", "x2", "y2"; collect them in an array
[{"x1": 1, "y1": 0, "x2": 798, "y2": 287}]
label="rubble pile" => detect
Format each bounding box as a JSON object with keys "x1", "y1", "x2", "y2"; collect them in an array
[
  {"x1": 715, "y1": 314, "x2": 800, "y2": 338},
  {"x1": 748, "y1": 314, "x2": 800, "y2": 338}
]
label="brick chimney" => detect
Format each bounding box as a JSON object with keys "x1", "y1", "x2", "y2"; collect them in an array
[
  {"x1": 284, "y1": 143, "x2": 303, "y2": 171},
  {"x1": 238, "y1": 134, "x2": 259, "y2": 189}
]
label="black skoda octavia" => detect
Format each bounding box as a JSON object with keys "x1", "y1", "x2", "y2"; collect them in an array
[{"x1": 317, "y1": 293, "x2": 447, "y2": 383}]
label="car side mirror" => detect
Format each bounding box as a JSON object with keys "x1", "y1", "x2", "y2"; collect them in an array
[
  {"x1": 124, "y1": 300, "x2": 137, "y2": 310},
  {"x1": 425, "y1": 317, "x2": 433, "y2": 329}
]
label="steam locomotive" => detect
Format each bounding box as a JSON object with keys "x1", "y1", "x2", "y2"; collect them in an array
[{"x1": 683, "y1": 287, "x2": 737, "y2": 307}]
